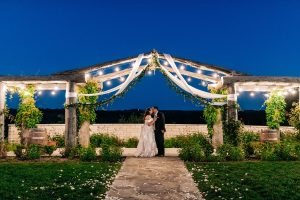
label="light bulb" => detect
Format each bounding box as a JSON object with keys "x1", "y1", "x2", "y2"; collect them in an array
[
  {"x1": 147, "y1": 71, "x2": 152, "y2": 75},
  {"x1": 147, "y1": 58, "x2": 152, "y2": 63},
  {"x1": 114, "y1": 67, "x2": 120, "y2": 72},
  {"x1": 163, "y1": 61, "x2": 168, "y2": 66},
  {"x1": 202, "y1": 81, "x2": 206, "y2": 86},
  {"x1": 187, "y1": 77, "x2": 192, "y2": 82},
  {"x1": 197, "y1": 69, "x2": 202, "y2": 74},
  {"x1": 51, "y1": 91, "x2": 56, "y2": 95},
  {"x1": 38, "y1": 91, "x2": 42, "y2": 95},
  {"x1": 98, "y1": 71, "x2": 103, "y2": 75},
  {"x1": 250, "y1": 92, "x2": 255, "y2": 97},
  {"x1": 180, "y1": 65, "x2": 185, "y2": 70},
  {"x1": 120, "y1": 77, "x2": 125, "y2": 82},
  {"x1": 54, "y1": 86, "x2": 59, "y2": 91},
  {"x1": 106, "y1": 81, "x2": 111, "y2": 86}
]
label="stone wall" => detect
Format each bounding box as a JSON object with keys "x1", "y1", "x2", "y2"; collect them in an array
[{"x1": 8, "y1": 124, "x2": 295, "y2": 144}]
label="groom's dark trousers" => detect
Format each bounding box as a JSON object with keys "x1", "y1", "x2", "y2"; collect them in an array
[{"x1": 154, "y1": 112, "x2": 166, "y2": 156}]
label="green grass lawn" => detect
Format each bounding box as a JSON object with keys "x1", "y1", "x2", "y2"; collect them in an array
[
  {"x1": 0, "y1": 160, "x2": 121, "y2": 200},
  {"x1": 187, "y1": 161, "x2": 300, "y2": 200}
]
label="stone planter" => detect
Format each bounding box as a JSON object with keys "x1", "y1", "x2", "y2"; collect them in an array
[{"x1": 260, "y1": 129, "x2": 280, "y2": 142}]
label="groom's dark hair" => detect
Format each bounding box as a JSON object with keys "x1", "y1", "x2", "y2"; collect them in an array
[{"x1": 153, "y1": 106, "x2": 158, "y2": 110}]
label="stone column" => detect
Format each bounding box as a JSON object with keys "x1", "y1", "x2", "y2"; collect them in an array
[
  {"x1": 0, "y1": 82, "x2": 6, "y2": 143},
  {"x1": 212, "y1": 108, "x2": 223, "y2": 149},
  {"x1": 65, "y1": 82, "x2": 77, "y2": 150},
  {"x1": 227, "y1": 84, "x2": 238, "y2": 121}
]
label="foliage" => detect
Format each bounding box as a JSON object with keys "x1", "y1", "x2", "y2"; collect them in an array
[
  {"x1": 187, "y1": 162, "x2": 300, "y2": 200},
  {"x1": 288, "y1": 103, "x2": 300, "y2": 132},
  {"x1": 43, "y1": 145, "x2": 57, "y2": 156},
  {"x1": 79, "y1": 146, "x2": 97, "y2": 161},
  {"x1": 64, "y1": 145, "x2": 82, "y2": 159},
  {"x1": 51, "y1": 134, "x2": 65, "y2": 147},
  {"x1": 265, "y1": 91, "x2": 286, "y2": 130},
  {"x1": 90, "y1": 133, "x2": 122, "y2": 147},
  {"x1": 223, "y1": 120, "x2": 242, "y2": 146},
  {"x1": 179, "y1": 143, "x2": 206, "y2": 162},
  {"x1": 0, "y1": 161, "x2": 121, "y2": 199},
  {"x1": 239, "y1": 131, "x2": 260, "y2": 158},
  {"x1": 203, "y1": 104, "x2": 218, "y2": 139},
  {"x1": 100, "y1": 144, "x2": 123, "y2": 162},
  {"x1": 13, "y1": 144, "x2": 26, "y2": 160},
  {"x1": 281, "y1": 130, "x2": 300, "y2": 142},
  {"x1": 123, "y1": 137, "x2": 139, "y2": 148},
  {"x1": 26, "y1": 144, "x2": 42, "y2": 160},
  {"x1": 15, "y1": 85, "x2": 43, "y2": 130},
  {"x1": 77, "y1": 80, "x2": 100, "y2": 127},
  {"x1": 217, "y1": 144, "x2": 245, "y2": 161},
  {"x1": 178, "y1": 133, "x2": 213, "y2": 162}
]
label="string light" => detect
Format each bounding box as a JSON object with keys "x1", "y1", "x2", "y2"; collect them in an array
[
  {"x1": 147, "y1": 58, "x2": 152, "y2": 63},
  {"x1": 131, "y1": 62, "x2": 135, "y2": 67},
  {"x1": 19, "y1": 84, "x2": 25, "y2": 90},
  {"x1": 187, "y1": 77, "x2": 192, "y2": 82},
  {"x1": 238, "y1": 88, "x2": 244, "y2": 92},
  {"x1": 201, "y1": 81, "x2": 206, "y2": 86},
  {"x1": 250, "y1": 92, "x2": 255, "y2": 97},
  {"x1": 37, "y1": 86, "x2": 43, "y2": 90},
  {"x1": 38, "y1": 91, "x2": 42, "y2": 95},
  {"x1": 120, "y1": 77, "x2": 125, "y2": 82},
  {"x1": 98, "y1": 70, "x2": 103, "y2": 75},
  {"x1": 213, "y1": 73, "x2": 219, "y2": 78},
  {"x1": 106, "y1": 80, "x2": 111, "y2": 86},
  {"x1": 147, "y1": 71, "x2": 152, "y2": 75},
  {"x1": 51, "y1": 91, "x2": 56, "y2": 96},
  {"x1": 85, "y1": 73, "x2": 90, "y2": 79},
  {"x1": 283, "y1": 91, "x2": 288, "y2": 96},
  {"x1": 180, "y1": 65, "x2": 185, "y2": 70},
  {"x1": 197, "y1": 69, "x2": 202, "y2": 74},
  {"x1": 264, "y1": 93, "x2": 269, "y2": 98},
  {"x1": 291, "y1": 90, "x2": 297, "y2": 95},
  {"x1": 163, "y1": 61, "x2": 168, "y2": 66},
  {"x1": 54, "y1": 86, "x2": 59, "y2": 91},
  {"x1": 114, "y1": 67, "x2": 120, "y2": 72}
]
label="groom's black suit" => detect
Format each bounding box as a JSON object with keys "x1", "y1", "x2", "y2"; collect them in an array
[{"x1": 154, "y1": 111, "x2": 166, "y2": 156}]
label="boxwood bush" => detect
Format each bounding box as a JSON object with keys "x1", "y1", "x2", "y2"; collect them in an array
[
  {"x1": 217, "y1": 144, "x2": 245, "y2": 161},
  {"x1": 90, "y1": 133, "x2": 122, "y2": 147},
  {"x1": 100, "y1": 144, "x2": 123, "y2": 162}
]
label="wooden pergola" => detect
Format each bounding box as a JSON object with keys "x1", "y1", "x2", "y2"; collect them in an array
[{"x1": 1, "y1": 50, "x2": 300, "y2": 148}]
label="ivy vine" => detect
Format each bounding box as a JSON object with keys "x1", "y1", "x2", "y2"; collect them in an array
[
  {"x1": 265, "y1": 91, "x2": 286, "y2": 130},
  {"x1": 15, "y1": 85, "x2": 43, "y2": 129}
]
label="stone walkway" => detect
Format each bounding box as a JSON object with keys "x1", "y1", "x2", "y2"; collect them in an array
[{"x1": 105, "y1": 157, "x2": 204, "y2": 200}]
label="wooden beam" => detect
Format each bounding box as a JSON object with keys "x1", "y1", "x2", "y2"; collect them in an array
[
  {"x1": 0, "y1": 74, "x2": 85, "y2": 83},
  {"x1": 65, "y1": 82, "x2": 77, "y2": 150},
  {"x1": 0, "y1": 82, "x2": 6, "y2": 143},
  {"x1": 223, "y1": 76, "x2": 300, "y2": 85}
]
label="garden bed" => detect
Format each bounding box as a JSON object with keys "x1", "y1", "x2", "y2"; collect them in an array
[
  {"x1": 0, "y1": 160, "x2": 121, "y2": 199},
  {"x1": 187, "y1": 161, "x2": 300, "y2": 200}
]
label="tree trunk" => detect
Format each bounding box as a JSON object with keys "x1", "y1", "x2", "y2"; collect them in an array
[
  {"x1": 212, "y1": 109, "x2": 223, "y2": 149},
  {"x1": 21, "y1": 128, "x2": 30, "y2": 146},
  {"x1": 79, "y1": 121, "x2": 90, "y2": 147}
]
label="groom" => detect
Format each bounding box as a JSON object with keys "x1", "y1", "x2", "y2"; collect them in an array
[{"x1": 151, "y1": 106, "x2": 166, "y2": 157}]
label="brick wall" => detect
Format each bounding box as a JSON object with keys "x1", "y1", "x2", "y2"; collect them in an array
[{"x1": 8, "y1": 124, "x2": 295, "y2": 144}]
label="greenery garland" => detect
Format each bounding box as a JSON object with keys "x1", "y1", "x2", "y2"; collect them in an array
[
  {"x1": 77, "y1": 80, "x2": 100, "y2": 127},
  {"x1": 265, "y1": 91, "x2": 286, "y2": 130},
  {"x1": 15, "y1": 85, "x2": 43, "y2": 130}
]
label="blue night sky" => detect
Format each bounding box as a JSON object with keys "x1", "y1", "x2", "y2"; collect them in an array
[{"x1": 1, "y1": 1, "x2": 300, "y2": 110}]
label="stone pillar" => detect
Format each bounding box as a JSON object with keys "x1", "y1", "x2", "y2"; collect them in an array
[
  {"x1": 212, "y1": 108, "x2": 223, "y2": 149},
  {"x1": 227, "y1": 84, "x2": 238, "y2": 121},
  {"x1": 65, "y1": 82, "x2": 77, "y2": 150},
  {"x1": 0, "y1": 83, "x2": 6, "y2": 143}
]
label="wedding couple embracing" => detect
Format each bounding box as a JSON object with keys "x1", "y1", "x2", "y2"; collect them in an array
[{"x1": 135, "y1": 106, "x2": 166, "y2": 157}]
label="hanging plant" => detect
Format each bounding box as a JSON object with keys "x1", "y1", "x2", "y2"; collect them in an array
[
  {"x1": 265, "y1": 91, "x2": 286, "y2": 130},
  {"x1": 77, "y1": 80, "x2": 100, "y2": 127},
  {"x1": 15, "y1": 85, "x2": 43, "y2": 130},
  {"x1": 203, "y1": 104, "x2": 218, "y2": 138}
]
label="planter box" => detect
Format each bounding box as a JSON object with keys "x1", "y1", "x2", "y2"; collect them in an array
[{"x1": 260, "y1": 129, "x2": 280, "y2": 142}]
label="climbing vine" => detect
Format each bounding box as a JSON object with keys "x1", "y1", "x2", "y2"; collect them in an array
[
  {"x1": 77, "y1": 80, "x2": 100, "y2": 127},
  {"x1": 15, "y1": 85, "x2": 43, "y2": 129},
  {"x1": 265, "y1": 91, "x2": 286, "y2": 130}
]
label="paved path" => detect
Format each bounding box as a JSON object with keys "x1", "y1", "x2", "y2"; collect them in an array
[{"x1": 105, "y1": 157, "x2": 203, "y2": 200}]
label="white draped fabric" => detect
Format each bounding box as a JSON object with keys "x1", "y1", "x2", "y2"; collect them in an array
[{"x1": 79, "y1": 53, "x2": 227, "y2": 101}]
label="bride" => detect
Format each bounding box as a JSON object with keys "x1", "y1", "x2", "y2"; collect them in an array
[{"x1": 135, "y1": 108, "x2": 158, "y2": 157}]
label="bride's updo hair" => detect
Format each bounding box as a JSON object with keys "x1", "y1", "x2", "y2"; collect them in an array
[{"x1": 144, "y1": 108, "x2": 151, "y2": 119}]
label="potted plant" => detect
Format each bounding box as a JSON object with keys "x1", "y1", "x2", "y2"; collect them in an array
[
  {"x1": 15, "y1": 85, "x2": 43, "y2": 146},
  {"x1": 262, "y1": 91, "x2": 286, "y2": 142}
]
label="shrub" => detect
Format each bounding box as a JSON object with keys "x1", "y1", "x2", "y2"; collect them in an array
[
  {"x1": 64, "y1": 145, "x2": 82, "y2": 159},
  {"x1": 217, "y1": 144, "x2": 245, "y2": 161},
  {"x1": 51, "y1": 135, "x2": 65, "y2": 147},
  {"x1": 164, "y1": 137, "x2": 177, "y2": 148},
  {"x1": 26, "y1": 144, "x2": 41, "y2": 160},
  {"x1": 14, "y1": 144, "x2": 26, "y2": 160},
  {"x1": 123, "y1": 137, "x2": 138, "y2": 148},
  {"x1": 179, "y1": 143, "x2": 206, "y2": 162},
  {"x1": 239, "y1": 131, "x2": 260, "y2": 158},
  {"x1": 223, "y1": 120, "x2": 242, "y2": 146},
  {"x1": 90, "y1": 134, "x2": 121, "y2": 147},
  {"x1": 100, "y1": 144, "x2": 123, "y2": 162},
  {"x1": 288, "y1": 103, "x2": 300, "y2": 133},
  {"x1": 188, "y1": 133, "x2": 213, "y2": 156},
  {"x1": 281, "y1": 131, "x2": 300, "y2": 142},
  {"x1": 79, "y1": 146, "x2": 97, "y2": 161},
  {"x1": 250, "y1": 141, "x2": 264, "y2": 159},
  {"x1": 43, "y1": 145, "x2": 57, "y2": 156},
  {"x1": 265, "y1": 91, "x2": 286, "y2": 130}
]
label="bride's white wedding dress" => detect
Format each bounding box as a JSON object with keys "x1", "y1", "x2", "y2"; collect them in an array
[{"x1": 135, "y1": 115, "x2": 158, "y2": 157}]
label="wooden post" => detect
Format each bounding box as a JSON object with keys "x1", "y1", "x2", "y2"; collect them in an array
[
  {"x1": 0, "y1": 82, "x2": 6, "y2": 143},
  {"x1": 65, "y1": 82, "x2": 77, "y2": 150},
  {"x1": 212, "y1": 108, "x2": 223, "y2": 149},
  {"x1": 227, "y1": 83, "x2": 238, "y2": 121}
]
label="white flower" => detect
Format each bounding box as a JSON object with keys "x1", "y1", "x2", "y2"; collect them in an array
[{"x1": 70, "y1": 186, "x2": 75, "y2": 190}]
